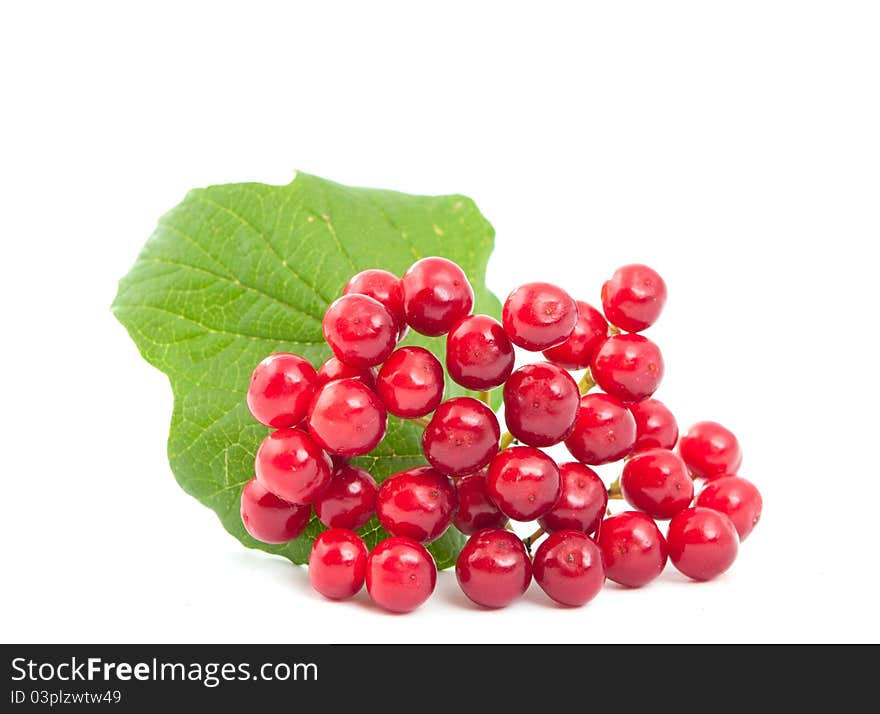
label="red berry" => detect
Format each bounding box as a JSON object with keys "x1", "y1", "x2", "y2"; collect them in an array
[
  {"x1": 452, "y1": 470, "x2": 508, "y2": 535},
  {"x1": 315, "y1": 356, "x2": 377, "y2": 391},
  {"x1": 630, "y1": 398, "x2": 678, "y2": 452},
  {"x1": 679, "y1": 421, "x2": 742, "y2": 480},
  {"x1": 366, "y1": 536, "x2": 437, "y2": 613},
  {"x1": 564, "y1": 393, "x2": 637, "y2": 465},
  {"x1": 598, "y1": 511, "x2": 668, "y2": 588},
  {"x1": 313, "y1": 463, "x2": 378, "y2": 531},
  {"x1": 421, "y1": 397, "x2": 500, "y2": 476},
  {"x1": 621, "y1": 448, "x2": 694, "y2": 520},
  {"x1": 486, "y1": 446, "x2": 561, "y2": 521},
  {"x1": 503, "y1": 362, "x2": 580, "y2": 447},
  {"x1": 376, "y1": 467, "x2": 458, "y2": 543},
  {"x1": 376, "y1": 346, "x2": 444, "y2": 418},
  {"x1": 538, "y1": 462, "x2": 607, "y2": 535},
  {"x1": 456, "y1": 529, "x2": 532, "y2": 608},
  {"x1": 307, "y1": 378, "x2": 387, "y2": 457},
  {"x1": 667, "y1": 507, "x2": 739, "y2": 581},
  {"x1": 542, "y1": 301, "x2": 609, "y2": 369},
  {"x1": 402, "y1": 257, "x2": 474, "y2": 336},
  {"x1": 696, "y1": 476, "x2": 762, "y2": 541},
  {"x1": 254, "y1": 428, "x2": 332, "y2": 504},
  {"x1": 445, "y1": 314, "x2": 515, "y2": 390},
  {"x1": 322, "y1": 293, "x2": 397, "y2": 367},
  {"x1": 343, "y1": 269, "x2": 405, "y2": 332},
  {"x1": 533, "y1": 530, "x2": 605, "y2": 607},
  {"x1": 240, "y1": 478, "x2": 311, "y2": 544},
  {"x1": 308, "y1": 529, "x2": 368, "y2": 600},
  {"x1": 601, "y1": 263, "x2": 667, "y2": 332},
  {"x1": 246, "y1": 353, "x2": 318, "y2": 428},
  {"x1": 502, "y1": 282, "x2": 578, "y2": 350},
  {"x1": 591, "y1": 333, "x2": 664, "y2": 404}
]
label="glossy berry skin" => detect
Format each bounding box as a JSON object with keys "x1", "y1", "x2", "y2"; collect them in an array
[
  {"x1": 421, "y1": 397, "x2": 500, "y2": 476},
  {"x1": 542, "y1": 301, "x2": 609, "y2": 369},
  {"x1": 679, "y1": 421, "x2": 743, "y2": 480},
  {"x1": 630, "y1": 398, "x2": 678, "y2": 452},
  {"x1": 486, "y1": 446, "x2": 561, "y2": 521},
  {"x1": 502, "y1": 282, "x2": 578, "y2": 351},
  {"x1": 246, "y1": 353, "x2": 318, "y2": 428},
  {"x1": 376, "y1": 467, "x2": 458, "y2": 544},
  {"x1": 538, "y1": 463, "x2": 607, "y2": 535},
  {"x1": 240, "y1": 478, "x2": 311, "y2": 544},
  {"x1": 591, "y1": 333, "x2": 664, "y2": 404},
  {"x1": 601, "y1": 263, "x2": 667, "y2": 333},
  {"x1": 402, "y1": 257, "x2": 474, "y2": 336},
  {"x1": 598, "y1": 511, "x2": 668, "y2": 588},
  {"x1": 343, "y1": 269, "x2": 405, "y2": 332},
  {"x1": 667, "y1": 507, "x2": 739, "y2": 581},
  {"x1": 308, "y1": 529, "x2": 369, "y2": 600},
  {"x1": 322, "y1": 293, "x2": 397, "y2": 367},
  {"x1": 533, "y1": 530, "x2": 605, "y2": 607},
  {"x1": 696, "y1": 476, "x2": 762, "y2": 541},
  {"x1": 366, "y1": 536, "x2": 437, "y2": 613},
  {"x1": 313, "y1": 463, "x2": 378, "y2": 531},
  {"x1": 456, "y1": 529, "x2": 532, "y2": 608},
  {"x1": 564, "y1": 393, "x2": 637, "y2": 465},
  {"x1": 376, "y1": 346, "x2": 444, "y2": 418},
  {"x1": 445, "y1": 314, "x2": 515, "y2": 390},
  {"x1": 307, "y1": 378, "x2": 387, "y2": 457},
  {"x1": 254, "y1": 428, "x2": 332, "y2": 505},
  {"x1": 503, "y1": 362, "x2": 580, "y2": 447},
  {"x1": 315, "y1": 356, "x2": 377, "y2": 392},
  {"x1": 452, "y1": 470, "x2": 508, "y2": 535},
  {"x1": 621, "y1": 448, "x2": 694, "y2": 520}
]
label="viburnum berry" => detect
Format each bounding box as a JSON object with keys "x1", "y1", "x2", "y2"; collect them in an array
[
  {"x1": 679, "y1": 421, "x2": 742, "y2": 480},
  {"x1": 323, "y1": 293, "x2": 397, "y2": 367},
  {"x1": 452, "y1": 469, "x2": 508, "y2": 535},
  {"x1": 533, "y1": 530, "x2": 605, "y2": 607},
  {"x1": 542, "y1": 300, "x2": 609, "y2": 369},
  {"x1": 503, "y1": 362, "x2": 580, "y2": 447},
  {"x1": 254, "y1": 427, "x2": 333, "y2": 505},
  {"x1": 667, "y1": 507, "x2": 739, "y2": 581},
  {"x1": 307, "y1": 378, "x2": 387, "y2": 457},
  {"x1": 247, "y1": 353, "x2": 318, "y2": 428},
  {"x1": 343, "y1": 268, "x2": 405, "y2": 335},
  {"x1": 564, "y1": 393, "x2": 637, "y2": 465},
  {"x1": 620, "y1": 448, "x2": 694, "y2": 520},
  {"x1": 502, "y1": 282, "x2": 578, "y2": 350},
  {"x1": 538, "y1": 462, "x2": 607, "y2": 535},
  {"x1": 591, "y1": 333, "x2": 664, "y2": 404},
  {"x1": 696, "y1": 475, "x2": 762, "y2": 541},
  {"x1": 402, "y1": 257, "x2": 474, "y2": 336},
  {"x1": 313, "y1": 463, "x2": 378, "y2": 531},
  {"x1": 630, "y1": 398, "x2": 678, "y2": 452},
  {"x1": 486, "y1": 446, "x2": 561, "y2": 521},
  {"x1": 445, "y1": 314, "x2": 515, "y2": 390},
  {"x1": 598, "y1": 511, "x2": 668, "y2": 588},
  {"x1": 601, "y1": 263, "x2": 667, "y2": 332},
  {"x1": 315, "y1": 356, "x2": 377, "y2": 391},
  {"x1": 240, "y1": 478, "x2": 311, "y2": 544},
  {"x1": 308, "y1": 529, "x2": 369, "y2": 600},
  {"x1": 376, "y1": 346, "x2": 444, "y2": 418},
  {"x1": 456, "y1": 528, "x2": 532, "y2": 608},
  {"x1": 376, "y1": 466, "x2": 458, "y2": 543},
  {"x1": 366, "y1": 536, "x2": 437, "y2": 613},
  {"x1": 421, "y1": 397, "x2": 500, "y2": 476}
]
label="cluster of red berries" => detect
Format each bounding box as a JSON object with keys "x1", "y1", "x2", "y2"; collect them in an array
[{"x1": 241, "y1": 257, "x2": 762, "y2": 612}]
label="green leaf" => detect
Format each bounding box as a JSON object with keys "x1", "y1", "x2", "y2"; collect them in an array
[{"x1": 112, "y1": 172, "x2": 500, "y2": 569}]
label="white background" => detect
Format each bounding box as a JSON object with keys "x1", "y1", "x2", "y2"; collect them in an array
[{"x1": 2, "y1": 1, "x2": 878, "y2": 644}]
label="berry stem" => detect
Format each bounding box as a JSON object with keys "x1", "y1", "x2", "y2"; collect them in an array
[
  {"x1": 578, "y1": 369, "x2": 596, "y2": 395},
  {"x1": 475, "y1": 390, "x2": 491, "y2": 405},
  {"x1": 499, "y1": 431, "x2": 516, "y2": 450},
  {"x1": 504, "y1": 521, "x2": 515, "y2": 532},
  {"x1": 523, "y1": 526, "x2": 546, "y2": 553},
  {"x1": 607, "y1": 476, "x2": 623, "y2": 500},
  {"x1": 609, "y1": 325, "x2": 621, "y2": 336}
]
